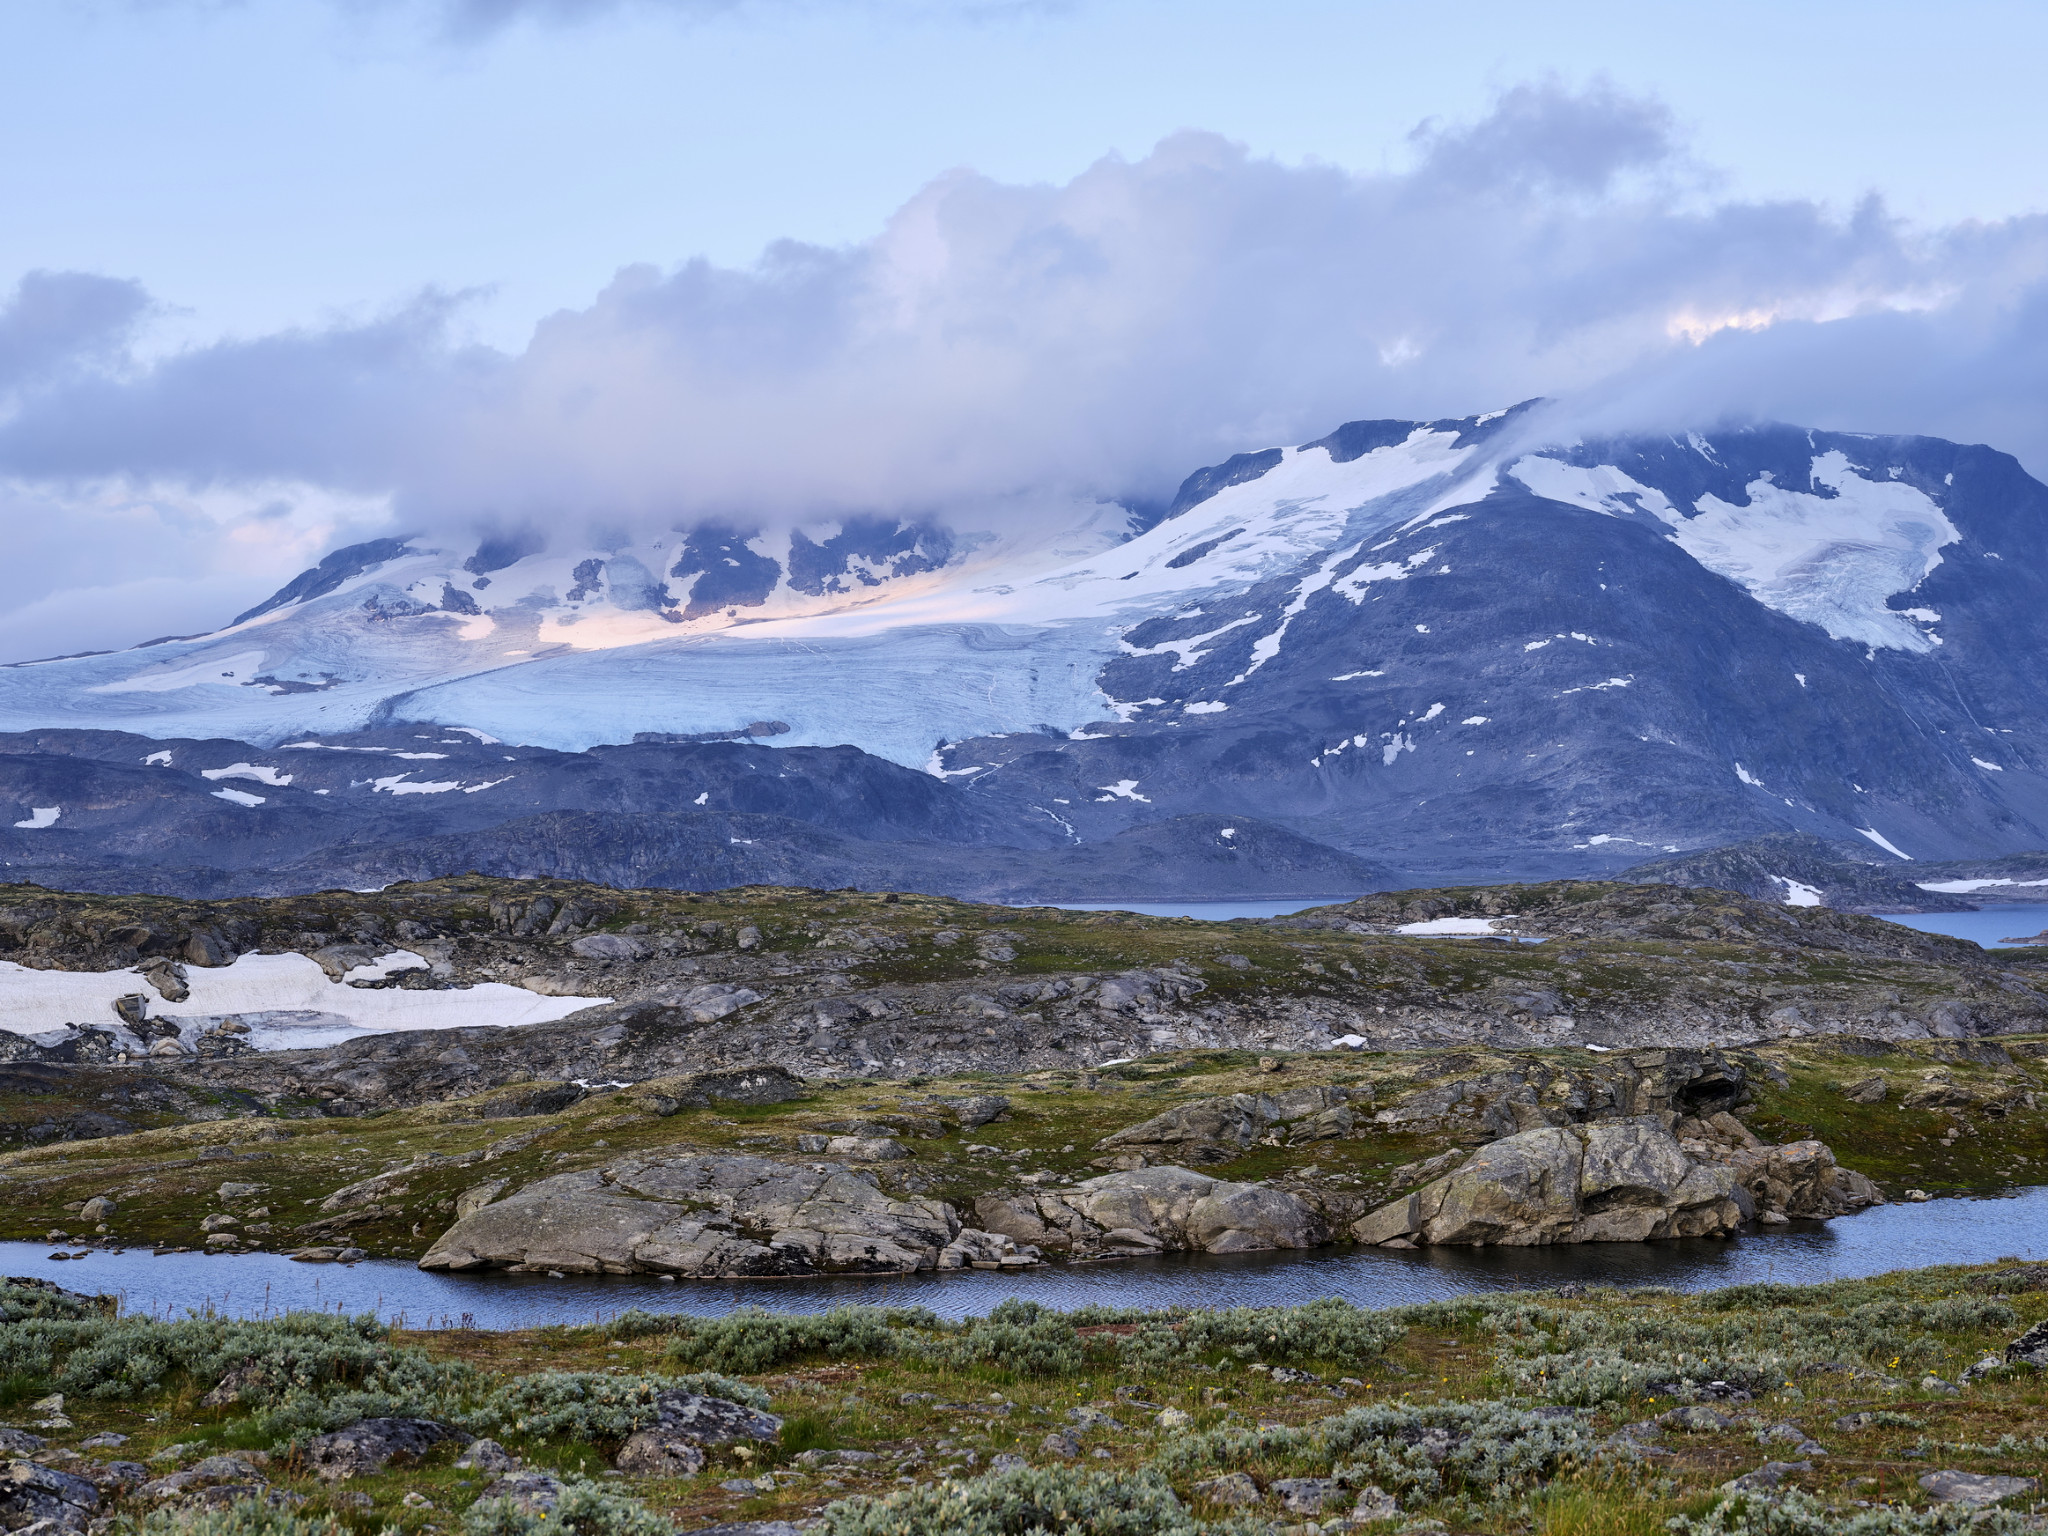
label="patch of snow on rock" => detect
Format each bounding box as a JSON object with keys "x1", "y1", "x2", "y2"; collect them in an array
[
  {"x1": 1395, "y1": 917, "x2": 1499, "y2": 935},
  {"x1": 11, "y1": 807, "x2": 59, "y2": 829},
  {"x1": 201, "y1": 763, "x2": 293, "y2": 787},
  {"x1": 212, "y1": 788, "x2": 266, "y2": 807},
  {"x1": 1773, "y1": 876, "x2": 1825, "y2": 907}
]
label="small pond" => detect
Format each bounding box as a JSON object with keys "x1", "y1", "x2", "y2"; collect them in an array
[{"x1": 12, "y1": 1186, "x2": 2044, "y2": 1330}]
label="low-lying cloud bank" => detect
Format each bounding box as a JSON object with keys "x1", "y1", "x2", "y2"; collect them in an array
[{"x1": 3, "y1": 79, "x2": 2048, "y2": 659}]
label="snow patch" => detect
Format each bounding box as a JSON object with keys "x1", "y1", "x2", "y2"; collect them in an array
[
  {"x1": 143, "y1": 751, "x2": 173, "y2": 766},
  {"x1": 0, "y1": 953, "x2": 606, "y2": 1051},
  {"x1": 341, "y1": 950, "x2": 431, "y2": 983},
  {"x1": 1182, "y1": 701, "x2": 1229, "y2": 715},
  {"x1": 1735, "y1": 763, "x2": 1764, "y2": 787},
  {"x1": 1857, "y1": 827, "x2": 1913, "y2": 860},
  {"x1": 1916, "y1": 877, "x2": 2048, "y2": 893},
  {"x1": 369, "y1": 775, "x2": 463, "y2": 795},
  {"x1": 1419, "y1": 702, "x2": 1445, "y2": 722},
  {"x1": 211, "y1": 788, "x2": 265, "y2": 807},
  {"x1": 1330, "y1": 670, "x2": 1384, "y2": 681},
  {"x1": 201, "y1": 763, "x2": 293, "y2": 787},
  {"x1": 1971, "y1": 757, "x2": 2004, "y2": 772},
  {"x1": 1396, "y1": 917, "x2": 1499, "y2": 935},
  {"x1": 1095, "y1": 780, "x2": 1150, "y2": 803},
  {"x1": 89, "y1": 649, "x2": 269, "y2": 694},
  {"x1": 1381, "y1": 733, "x2": 1415, "y2": 766},
  {"x1": 1772, "y1": 876, "x2": 1825, "y2": 908},
  {"x1": 1461, "y1": 716, "x2": 1490, "y2": 725},
  {"x1": 11, "y1": 807, "x2": 59, "y2": 830},
  {"x1": 442, "y1": 727, "x2": 502, "y2": 744}
]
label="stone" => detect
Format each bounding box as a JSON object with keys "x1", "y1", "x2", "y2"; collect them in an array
[
  {"x1": 83, "y1": 1463, "x2": 147, "y2": 1493},
  {"x1": 1659, "y1": 1406, "x2": 1732, "y2": 1432},
  {"x1": 1272, "y1": 1478, "x2": 1340, "y2": 1513},
  {"x1": 1721, "y1": 1462, "x2": 1809, "y2": 1494},
  {"x1": 453, "y1": 1439, "x2": 518, "y2": 1473},
  {"x1": 1351, "y1": 1485, "x2": 1401, "y2": 1522},
  {"x1": 990, "y1": 1454, "x2": 1027, "y2": 1472},
  {"x1": 1842, "y1": 1075, "x2": 1887, "y2": 1103},
  {"x1": 1156, "y1": 1407, "x2": 1190, "y2": 1428},
  {"x1": 1040, "y1": 1432, "x2": 1081, "y2": 1459},
  {"x1": 936, "y1": 1227, "x2": 1042, "y2": 1269},
  {"x1": 1918, "y1": 1470, "x2": 2037, "y2": 1507},
  {"x1": 570, "y1": 934, "x2": 651, "y2": 963},
  {"x1": 0, "y1": 1431, "x2": 46, "y2": 1457},
  {"x1": 823, "y1": 1136, "x2": 908, "y2": 1161},
  {"x1": 480, "y1": 1472, "x2": 564, "y2": 1514},
  {"x1": 2003, "y1": 1317, "x2": 2048, "y2": 1367},
  {"x1": 935, "y1": 1095, "x2": 1010, "y2": 1129},
  {"x1": 975, "y1": 1165, "x2": 1325, "y2": 1259},
  {"x1": 644, "y1": 1391, "x2": 782, "y2": 1447},
  {"x1": 76, "y1": 1434, "x2": 124, "y2": 1451},
  {"x1": 1097, "y1": 1087, "x2": 1355, "y2": 1163},
  {"x1": 420, "y1": 1152, "x2": 961, "y2": 1278},
  {"x1": 1192, "y1": 1473, "x2": 1261, "y2": 1507},
  {"x1": 690, "y1": 1525, "x2": 807, "y2": 1536},
  {"x1": 217, "y1": 1182, "x2": 261, "y2": 1199},
  {"x1": 303, "y1": 1418, "x2": 471, "y2": 1481},
  {"x1": 1352, "y1": 1119, "x2": 1751, "y2": 1247},
  {"x1": 613, "y1": 1431, "x2": 706, "y2": 1476},
  {"x1": 0, "y1": 1460, "x2": 99, "y2": 1532}
]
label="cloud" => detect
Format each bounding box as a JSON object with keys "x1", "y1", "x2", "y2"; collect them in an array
[
  {"x1": 5, "y1": 76, "x2": 2048, "y2": 650},
  {"x1": 0, "y1": 271, "x2": 151, "y2": 397}
]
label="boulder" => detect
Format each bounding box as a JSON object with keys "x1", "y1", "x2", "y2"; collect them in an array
[
  {"x1": 1720, "y1": 1140, "x2": 1883, "y2": 1220},
  {"x1": 937, "y1": 1227, "x2": 1041, "y2": 1269},
  {"x1": 935, "y1": 1095, "x2": 1010, "y2": 1129},
  {"x1": 647, "y1": 1391, "x2": 782, "y2": 1447},
  {"x1": 0, "y1": 1460, "x2": 99, "y2": 1532},
  {"x1": 419, "y1": 1153, "x2": 960, "y2": 1277},
  {"x1": 1919, "y1": 1470, "x2": 2037, "y2": 1507},
  {"x1": 453, "y1": 1440, "x2": 518, "y2": 1473},
  {"x1": 613, "y1": 1432, "x2": 705, "y2": 1477},
  {"x1": 2003, "y1": 1318, "x2": 2048, "y2": 1367},
  {"x1": 1096, "y1": 1087, "x2": 1354, "y2": 1164},
  {"x1": 1192, "y1": 1473, "x2": 1260, "y2": 1507},
  {"x1": 974, "y1": 1166, "x2": 1325, "y2": 1259},
  {"x1": 480, "y1": 1472, "x2": 563, "y2": 1514},
  {"x1": 303, "y1": 1418, "x2": 470, "y2": 1481},
  {"x1": 1352, "y1": 1119, "x2": 1750, "y2": 1247}
]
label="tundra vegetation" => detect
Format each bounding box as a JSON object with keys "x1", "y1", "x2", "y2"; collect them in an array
[{"x1": 0, "y1": 1262, "x2": 2040, "y2": 1536}]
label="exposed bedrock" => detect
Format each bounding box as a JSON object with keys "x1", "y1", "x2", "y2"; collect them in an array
[
  {"x1": 973, "y1": 1165, "x2": 1327, "y2": 1259},
  {"x1": 1351, "y1": 1115, "x2": 1882, "y2": 1249}
]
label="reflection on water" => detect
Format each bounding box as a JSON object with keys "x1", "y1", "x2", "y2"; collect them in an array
[
  {"x1": 1880, "y1": 904, "x2": 2048, "y2": 950},
  {"x1": 1041, "y1": 898, "x2": 1358, "y2": 921},
  {"x1": 13, "y1": 1187, "x2": 2045, "y2": 1331}
]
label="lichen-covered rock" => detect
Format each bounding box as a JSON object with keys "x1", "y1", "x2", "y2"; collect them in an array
[
  {"x1": 937, "y1": 1227, "x2": 1041, "y2": 1269},
  {"x1": 975, "y1": 1165, "x2": 1324, "y2": 1258},
  {"x1": 0, "y1": 1459, "x2": 99, "y2": 1532},
  {"x1": 303, "y1": 1418, "x2": 470, "y2": 1481},
  {"x1": 1095, "y1": 1086, "x2": 1355, "y2": 1164},
  {"x1": 613, "y1": 1432, "x2": 705, "y2": 1477},
  {"x1": 1352, "y1": 1118, "x2": 1750, "y2": 1247},
  {"x1": 419, "y1": 1152, "x2": 959, "y2": 1277}
]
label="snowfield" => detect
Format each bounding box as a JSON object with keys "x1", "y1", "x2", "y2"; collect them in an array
[{"x1": 0, "y1": 955, "x2": 610, "y2": 1052}]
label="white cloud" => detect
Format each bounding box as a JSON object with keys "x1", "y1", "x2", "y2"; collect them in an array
[{"x1": 3, "y1": 78, "x2": 2048, "y2": 653}]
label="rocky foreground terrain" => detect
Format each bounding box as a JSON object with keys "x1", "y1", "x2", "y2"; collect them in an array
[{"x1": 0, "y1": 876, "x2": 2044, "y2": 1267}]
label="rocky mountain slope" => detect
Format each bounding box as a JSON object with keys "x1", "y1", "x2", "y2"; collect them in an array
[{"x1": 2, "y1": 407, "x2": 2046, "y2": 889}]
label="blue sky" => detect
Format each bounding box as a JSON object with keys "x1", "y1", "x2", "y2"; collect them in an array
[
  {"x1": 3, "y1": 0, "x2": 2048, "y2": 659},
  {"x1": 9, "y1": 0, "x2": 2045, "y2": 350}
]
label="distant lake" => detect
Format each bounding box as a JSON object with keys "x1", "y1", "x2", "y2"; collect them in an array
[
  {"x1": 1044, "y1": 898, "x2": 1357, "y2": 920},
  {"x1": 1881, "y1": 904, "x2": 2048, "y2": 950}
]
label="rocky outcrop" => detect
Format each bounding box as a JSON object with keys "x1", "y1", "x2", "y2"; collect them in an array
[
  {"x1": 1352, "y1": 1119, "x2": 1751, "y2": 1247},
  {"x1": 418, "y1": 1152, "x2": 991, "y2": 1277},
  {"x1": 1094, "y1": 1086, "x2": 1356, "y2": 1165},
  {"x1": 612, "y1": 1390, "x2": 782, "y2": 1478},
  {"x1": 974, "y1": 1166, "x2": 1326, "y2": 1258}
]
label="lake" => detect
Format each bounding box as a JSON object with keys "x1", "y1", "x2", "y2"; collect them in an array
[{"x1": 15, "y1": 1185, "x2": 2045, "y2": 1330}]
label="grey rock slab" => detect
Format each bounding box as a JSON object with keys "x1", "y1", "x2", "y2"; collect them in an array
[
  {"x1": 2004, "y1": 1317, "x2": 2048, "y2": 1367},
  {"x1": 976, "y1": 1164, "x2": 1324, "y2": 1258},
  {"x1": 1192, "y1": 1473, "x2": 1262, "y2": 1507},
  {"x1": 1272, "y1": 1477, "x2": 1342, "y2": 1514},
  {"x1": 1721, "y1": 1461, "x2": 1809, "y2": 1493},
  {"x1": 1659, "y1": 1407, "x2": 1733, "y2": 1432},
  {"x1": 0, "y1": 1461, "x2": 99, "y2": 1533},
  {"x1": 479, "y1": 1472, "x2": 564, "y2": 1513},
  {"x1": 651, "y1": 1391, "x2": 782, "y2": 1446},
  {"x1": 1919, "y1": 1470, "x2": 2037, "y2": 1507},
  {"x1": 419, "y1": 1152, "x2": 958, "y2": 1277},
  {"x1": 613, "y1": 1431, "x2": 706, "y2": 1477},
  {"x1": 453, "y1": 1439, "x2": 518, "y2": 1473},
  {"x1": 303, "y1": 1418, "x2": 470, "y2": 1481}
]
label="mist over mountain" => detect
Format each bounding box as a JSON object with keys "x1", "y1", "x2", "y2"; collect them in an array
[{"x1": 0, "y1": 401, "x2": 2042, "y2": 900}]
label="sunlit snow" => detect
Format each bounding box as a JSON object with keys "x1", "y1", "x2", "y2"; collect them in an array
[
  {"x1": 1772, "y1": 876, "x2": 1824, "y2": 907},
  {"x1": 11, "y1": 807, "x2": 59, "y2": 829}
]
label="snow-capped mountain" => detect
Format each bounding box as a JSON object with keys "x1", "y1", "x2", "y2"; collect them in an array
[{"x1": 2, "y1": 399, "x2": 2046, "y2": 889}]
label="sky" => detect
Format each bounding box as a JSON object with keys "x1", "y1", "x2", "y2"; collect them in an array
[{"x1": 3, "y1": 0, "x2": 2048, "y2": 660}]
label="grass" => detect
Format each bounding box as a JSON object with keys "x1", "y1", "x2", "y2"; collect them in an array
[{"x1": 0, "y1": 1259, "x2": 2039, "y2": 1535}]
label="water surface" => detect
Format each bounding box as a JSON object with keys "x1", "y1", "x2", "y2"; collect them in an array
[
  {"x1": 15, "y1": 1187, "x2": 2044, "y2": 1331},
  {"x1": 1880, "y1": 904, "x2": 2048, "y2": 950}
]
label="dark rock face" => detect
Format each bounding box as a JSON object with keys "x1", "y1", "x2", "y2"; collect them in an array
[
  {"x1": 0, "y1": 1459, "x2": 99, "y2": 1531},
  {"x1": 303, "y1": 1418, "x2": 470, "y2": 1481}
]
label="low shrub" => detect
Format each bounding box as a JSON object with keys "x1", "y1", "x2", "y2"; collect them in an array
[
  {"x1": 655, "y1": 1307, "x2": 921, "y2": 1373},
  {"x1": 462, "y1": 1476, "x2": 669, "y2": 1536},
  {"x1": 478, "y1": 1371, "x2": 765, "y2": 1443},
  {"x1": 1669, "y1": 1490, "x2": 2034, "y2": 1536},
  {"x1": 1155, "y1": 1399, "x2": 1602, "y2": 1506},
  {"x1": 819, "y1": 1464, "x2": 1248, "y2": 1536},
  {"x1": 906, "y1": 1308, "x2": 1083, "y2": 1378},
  {"x1": 129, "y1": 1498, "x2": 354, "y2": 1536}
]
